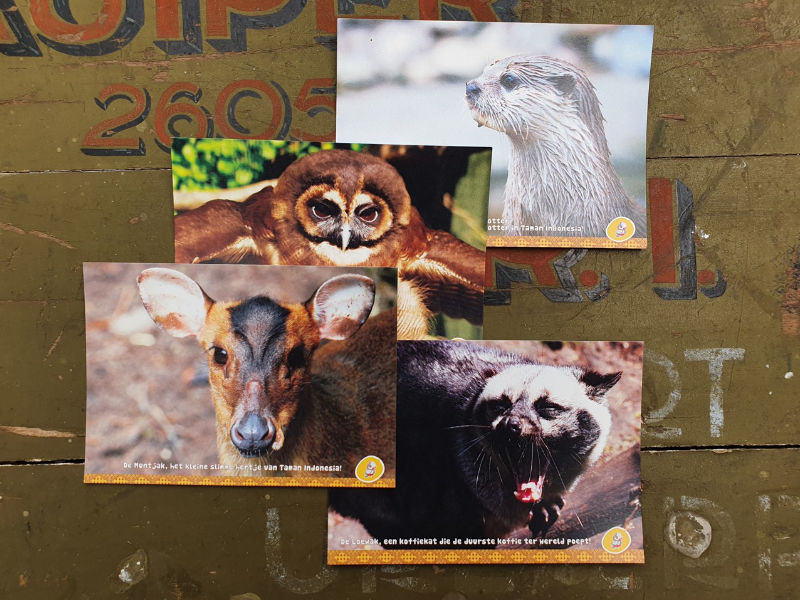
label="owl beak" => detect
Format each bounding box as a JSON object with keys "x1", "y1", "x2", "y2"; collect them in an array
[{"x1": 340, "y1": 224, "x2": 351, "y2": 251}]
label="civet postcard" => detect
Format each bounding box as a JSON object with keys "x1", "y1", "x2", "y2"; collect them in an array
[{"x1": 329, "y1": 339, "x2": 644, "y2": 564}]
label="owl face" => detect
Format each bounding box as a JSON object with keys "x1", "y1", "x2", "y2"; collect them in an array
[{"x1": 273, "y1": 150, "x2": 412, "y2": 264}]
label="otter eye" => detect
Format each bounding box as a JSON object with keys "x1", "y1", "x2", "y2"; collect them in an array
[
  {"x1": 357, "y1": 205, "x2": 380, "y2": 224},
  {"x1": 500, "y1": 73, "x2": 520, "y2": 90},
  {"x1": 310, "y1": 200, "x2": 338, "y2": 221},
  {"x1": 211, "y1": 347, "x2": 228, "y2": 366}
]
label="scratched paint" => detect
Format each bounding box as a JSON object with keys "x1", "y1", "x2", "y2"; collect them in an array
[
  {"x1": 683, "y1": 348, "x2": 745, "y2": 438},
  {"x1": 665, "y1": 511, "x2": 712, "y2": 559}
]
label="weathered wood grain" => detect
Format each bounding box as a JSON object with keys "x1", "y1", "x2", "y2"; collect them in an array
[
  {"x1": 2, "y1": 0, "x2": 800, "y2": 596},
  {"x1": 485, "y1": 154, "x2": 800, "y2": 447},
  {"x1": 1, "y1": 159, "x2": 798, "y2": 455},
  {"x1": 2, "y1": 1, "x2": 800, "y2": 171},
  {"x1": 2, "y1": 449, "x2": 799, "y2": 598}
]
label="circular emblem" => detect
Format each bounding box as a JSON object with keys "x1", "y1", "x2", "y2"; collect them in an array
[
  {"x1": 605, "y1": 217, "x2": 636, "y2": 242},
  {"x1": 601, "y1": 526, "x2": 632, "y2": 554},
  {"x1": 355, "y1": 455, "x2": 385, "y2": 483}
]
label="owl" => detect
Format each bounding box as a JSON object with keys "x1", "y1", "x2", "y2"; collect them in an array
[{"x1": 174, "y1": 149, "x2": 486, "y2": 339}]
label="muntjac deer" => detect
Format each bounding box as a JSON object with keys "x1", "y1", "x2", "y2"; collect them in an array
[{"x1": 137, "y1": 267, "x2": 396, "y2": 478}]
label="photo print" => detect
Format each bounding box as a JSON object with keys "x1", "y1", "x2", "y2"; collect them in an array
[
  {"x1": 328, "y1": 339, "x2": 643, "y2": 564},
  {"x1": 336, "y1": 20, "x2": 653, "y2": 249},
  {"x1": 83, "y1": 262, "x2": 397, "y2": 488},
  {"x1": 172, "y1": 140, "x2": 490, "y2": 340}
]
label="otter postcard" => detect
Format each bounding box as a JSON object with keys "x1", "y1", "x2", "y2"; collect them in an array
[
  {"x1": 83, "y1": 262, "x2": 397, "y2": 488},
  {"x1": 336, "y1": 20, "x2": 654, "y2": 250},
  {"x1": 172, "y1": 140, "x2": 489, "y2": 340},
  {"x1": 328, "y1": 339, "x2": 644, "y2": 565}
]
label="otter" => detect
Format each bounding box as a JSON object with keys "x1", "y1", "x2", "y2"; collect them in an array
[{"x1": 465, "y1": 55, "x2": 646, "y2": 239}]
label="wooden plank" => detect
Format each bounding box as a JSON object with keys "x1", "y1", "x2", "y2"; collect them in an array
[
  {"x1": 0, "y1": 169, "x2": 174, "y2": 462},
  {"x1": 2, "y1": 153, "x2": 799, "y2": 462},
  {"x1": 0, "y1": 1, "x2": 463, "y2": 172},
  {"x1": 2, "y1": 1, "x2": 800, "y2": 173},
  {"x1": 2, "y1": 0, "x2": 800, "y2": 595},
  {"x1": 0, "y1": 170, "x2": 175, "y2": 302},
  {"x1": 2, "y1": 448, "x2": 799, "y2": 598},
  {"x1": 487, "y1": 153, "x2": 800, "y2": 447}
]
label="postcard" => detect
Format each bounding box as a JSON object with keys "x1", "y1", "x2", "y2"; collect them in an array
[
  {"x1": 328, "y1": 339, "x2": 643, "y2": 564},
  {"x1": 83, "y1": 262, "x2": 397, "y2": 488},
  {"x1": 172, "y1": 140, "x2": 490, "y2": 340},
  {"x1": 336, "y1": 20, "x2": 653, "y2": 250}
]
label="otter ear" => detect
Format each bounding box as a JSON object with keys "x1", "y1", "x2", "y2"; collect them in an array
[
  {"x1": 548, "y1": 73, "x2": 576, "y2": 96},
  {"x1": 580, "y1": 370, "x2": 622, "y2": 402}
]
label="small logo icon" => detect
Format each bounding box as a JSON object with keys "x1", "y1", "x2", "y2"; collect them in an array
[
  {"x1": 606, "y1": 217, "x2": 636, "y2": 242},
  {"x1": 355, "y1": 456, "x2": 385, "y2": 483},
  {"x1": 601, "y1": 526, "x2": 632, "y2": 554}
]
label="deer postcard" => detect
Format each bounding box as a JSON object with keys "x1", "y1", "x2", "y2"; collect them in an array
[{"x1": 83, "y1": 262, "x2": 397, "y2": 488}]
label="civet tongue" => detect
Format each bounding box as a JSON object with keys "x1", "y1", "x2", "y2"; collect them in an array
[{"x1": 514, "y1": 476, "x2": 544, "y2": 503}]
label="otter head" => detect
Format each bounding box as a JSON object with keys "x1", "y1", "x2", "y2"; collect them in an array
[{"x1": 465, "y1": 55, "x2": 608, "y2": 149}]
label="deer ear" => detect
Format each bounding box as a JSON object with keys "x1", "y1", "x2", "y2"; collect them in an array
[
  {"x1": 309, "y1": 274, "x2": 376, "y2": 340},
  {"x1": 137, "y1": 268, "x2": 212, "y2": 338}
]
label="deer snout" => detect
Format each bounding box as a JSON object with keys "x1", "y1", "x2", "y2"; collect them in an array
[{"x1": 230, "y1": 412, "x2": 276, "y2": 457}]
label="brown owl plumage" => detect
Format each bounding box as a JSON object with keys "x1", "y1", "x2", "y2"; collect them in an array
[{"x1": 174, "y1": 149, "x2": 486, "y2": 339}]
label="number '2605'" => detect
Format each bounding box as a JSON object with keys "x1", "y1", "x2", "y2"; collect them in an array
[{"x1": 80, "y1": 78, "x2": 335, "y2": 156}]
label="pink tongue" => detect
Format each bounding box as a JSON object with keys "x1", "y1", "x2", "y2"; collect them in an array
[{"x1": 514, "y1": 476, "x2": 544, "y2": 503}]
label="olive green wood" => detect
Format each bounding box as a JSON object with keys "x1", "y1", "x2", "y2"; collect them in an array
[
  {"x1": 2, "y1": 449, "x2": 799, "y2": 598},
  {"x1": 3, "y1": 0, "x2": 800, "y2": 597}
]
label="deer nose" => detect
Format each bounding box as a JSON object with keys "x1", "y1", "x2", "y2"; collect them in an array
[
  {"x1": 465, "y1": 80, "x2": 481, "y2": 100},
  {"x1": 231, "y1": 412, "x2": 275, "y2": 457}
]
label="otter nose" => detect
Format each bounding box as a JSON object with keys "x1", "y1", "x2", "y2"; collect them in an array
[
  {"x1": 231, "y1": 412, "x2": 275, "y2": 456},
  {"x1": 465, "y1": 80, "x2": 481, "y2": 99}
]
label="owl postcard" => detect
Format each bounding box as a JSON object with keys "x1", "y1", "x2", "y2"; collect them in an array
[
  {"x1": 328, "y1": 339, "x2": 644, "y2": 565},
  {"x1": 171, "y1": 140, "x2": 490, "y2": 341},
  {"x1": 83, "y1": 262, "x2": 397, "y2": 488},
  {"x1": 336, "y1": 20, "x2": 653, "y2": 250}
]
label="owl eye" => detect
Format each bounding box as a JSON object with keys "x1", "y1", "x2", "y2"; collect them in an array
[
  {"x1": 310, "y1": 200, "x2": 339, "y2": 221},
  {"x1": 357, "y1": 205, "x2": 380, "y2": 224},
  {"x1": 500, "y1": 72, "x2": 520, "y2": 90}
]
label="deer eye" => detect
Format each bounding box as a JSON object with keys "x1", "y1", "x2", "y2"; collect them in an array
[
  {"x1": 310, "y1": 200, "x2": 339, "y2": 221},
  {"x1": 286, "y1": 345, "x2": 306, "y2": 373},
  {"x1": 212, "y1": 347, "x2": 228, "y2": 366},
  {"x1": 357, "y1": 205, "x2": 380, "y2": 224}
]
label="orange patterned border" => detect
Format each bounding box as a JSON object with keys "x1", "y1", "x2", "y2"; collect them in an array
[
  {"x1": 328, "y1": 548, "x2": 644, "y2": 565},
  {"x1": 84, "y1": 473, "x2": 395, "y2": 488},
  {"x1": 487, "y1": 235, "x2": 648, "y2": 249}
]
